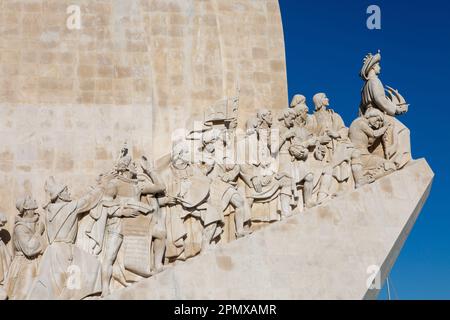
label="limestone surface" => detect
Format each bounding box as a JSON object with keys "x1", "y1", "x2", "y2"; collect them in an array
[
  {"x1": 107, "y1": 159, "x2": 433, "y2": 300},
  {"x1": 0, "y1": 0, "x2": 287, "y2": 225}
]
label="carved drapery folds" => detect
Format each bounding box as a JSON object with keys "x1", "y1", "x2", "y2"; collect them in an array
[{"x1": 0, "y1": 52, "x2": 412, "y2": 299}]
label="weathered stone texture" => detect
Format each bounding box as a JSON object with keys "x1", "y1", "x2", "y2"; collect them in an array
[
  {"x1": 107, "y1": 159, "x2": 433, "y2": 300},
  {"x1": 0, "y1": 0, "x2": 287, "y2": 225}
]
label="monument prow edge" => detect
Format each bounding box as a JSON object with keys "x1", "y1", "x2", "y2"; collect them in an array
[{"x1": 106, "y1": 158, "x2": 434, "y2": 300}]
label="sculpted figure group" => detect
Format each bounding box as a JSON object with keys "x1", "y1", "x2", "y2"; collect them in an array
[{"x1": 0, "y1": 52, "x2": 412, "y2": 299}]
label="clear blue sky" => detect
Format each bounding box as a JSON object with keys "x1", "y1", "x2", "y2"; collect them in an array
[{"x1": 279, "y1": 0, "x2": 450, "y2": 299}]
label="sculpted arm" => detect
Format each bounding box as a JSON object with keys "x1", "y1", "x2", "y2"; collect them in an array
[
  {"x1": 239, "y1": 164, "x2": 256, "y2": 187},
  {"x1": 75, "y1": 186, "x2": 105, "y2": 215},
  {"x1": 359, "y1": 121, "x2": 388, "y2": 139},
  {"x1": 370, "y1": 80, "x2": 397, "y2": 116},
  {"x1": 333, "y1": 113, "x2": 349, "y2": 138},
  {"x1": 140, "y1": 157, "x2": 167, "y2": 193},
  {"x1": 140, "y1": 181, "x2": 166, "y2": 195}
]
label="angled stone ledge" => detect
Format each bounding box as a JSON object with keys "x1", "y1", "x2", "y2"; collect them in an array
[{"x1": 106, "y1": 158, "x2": 433, "y2": 300}]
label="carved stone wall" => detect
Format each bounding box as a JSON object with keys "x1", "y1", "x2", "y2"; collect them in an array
[
  {"x1": 107, "y1": 159, "x2": 434, "y2": 300},
  {"x1": 0, "y1": 0, "x2": 288, "y2": 226}
]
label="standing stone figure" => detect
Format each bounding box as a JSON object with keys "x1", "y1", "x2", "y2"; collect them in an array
[
  {"x1": 139, "y1": 157, "x2": 172, "y2": 274},
  {"x1": 0, "y1": 212, "x2": 11, "y2": 300},
  {"x1": 289, "y1": 94, "x2": 315, "y2": 131},
  {"x1": 162, "y1": 141, "x2": 218, "y2": 261},
  {"x1": 199, "y1": 130, "x2": 251, "y2": 239},
  {"x1": 5, "y1": 196, "x2": 45, "y2": 300},
  {"x1": 85, "y1": 151, "x2": 155, "y2": 297},
  {"x1": 273, "y1": 109, "x2": 298, "y2": 218},
  {"x1": 359, "y1": 51, "x2": 411, "y2": 169},
  {"x1": 311, "y1": 93, "x2": 348, "y2": 159},
  {"x1": 288, "y1": 142, "x2": 317, "y2": 209},
  {"x1": 27, "y1": 176, "x2": 106, "y2": 300},
  {"x1": 290, "y1": 106, "x2": 327, "y2": 208},
  {"x1": 311, "y1": 93, "x2": 361, "y2": 193},
  {"x1": 240, "y1": 118, "x2": 280, "y2": 224}
]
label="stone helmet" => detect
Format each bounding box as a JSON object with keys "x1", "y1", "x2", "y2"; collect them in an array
[
  {"x1": 15, "y1": 195, "x2": 38, "y2": 214},
  {"x1": 44, "y1": 176, "x2": 67, "y2": 202},
  {"x1": 116, "y1": 156, "x2": 138, "y2": 177},
  {"x1": 116, "y1": 154, "x2": 132, "y2": 171}
]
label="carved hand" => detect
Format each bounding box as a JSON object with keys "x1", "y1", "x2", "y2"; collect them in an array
[
  {"x1": 160, "y1": 196, "x2": 177, "y2": 206},
  {"x1": 252, "y1": 177, "x2": 263, "y2": 193},
  {"x1": 396, "y1": 104, "x2": 408, "y2": 115},
  {"x1": 221, "y1": 173, "x2": 231, "y2": 182},
  {"x1": 375, "y1": 126, "x2": 389, "y2": 138},
  {"x1": 120, "y1": 209, "x2": 140, "y2": 218}
]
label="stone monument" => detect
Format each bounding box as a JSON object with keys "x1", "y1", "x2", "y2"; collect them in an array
[{"x1": 0, "y1": 0, "x2": 433, "y2": 300}]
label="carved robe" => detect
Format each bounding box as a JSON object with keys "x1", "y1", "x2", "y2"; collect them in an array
[
  {"x1": 162, "y1": 163, "x2": 215, "y2": 261},
  {"x1": 27, "y1": 189, "x2": 103, "y2": 300},
  {"x1": 311, "y1": 109, "x2": 353, "y2": 183},
  {"x1": 240, "y1": 132, "x2": 280, "y2": 223},
  {"x1": 5, "y1": 215, "x2": 44, "y2": 300},
  {"x1": 359, "y1": 75, "x2": 411, "y2": 169}
]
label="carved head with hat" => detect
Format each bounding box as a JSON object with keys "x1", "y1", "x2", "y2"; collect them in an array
[
  {"x1": 16, "y1": 195, "x2": 38, "y2": 217},
  {"x1": 290, "y1": 94, "x2": 307, "y2": 109},
  {"x1": 257, "y1": 108, "x2": 273, "y2": 127},
  {"x1": 171, "y1": 140, "x2": 192, "y2": 169},
  {"x1": 360, "y1": 50, "x2": 381, "y2": 80},
  {"x1": 313, "y1": 93, "x2": 330, "y2": 111},
  {"x1": 45, "y1": 176, "x2": 70, "y2": 203},
  {"x1": 200, "y1": 128, "x2": 221, "y2": 153}
]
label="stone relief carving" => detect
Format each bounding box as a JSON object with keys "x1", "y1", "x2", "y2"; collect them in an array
[
  {"x1": 4, "y1": 196, "x2": 44, "y2": 300},
  {"x1": 0, "y1": 52, "x2": 413, "y2": 299},
  {"x1": 359, "y1": 50, "x2": 411, "y2": 169},
  {"x1": 0, "y1": 212, "x2": 11, "y2": 300}
]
